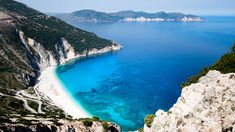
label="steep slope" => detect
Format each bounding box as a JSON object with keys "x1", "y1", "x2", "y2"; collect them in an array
[
  {"x1": 53, "y1": 9, "x2": 204, "y2": 23},
  {"x1": 0, "y1": 0, "x2": 120, "y2": 94},
  {"x1": 1, "y1": 118, "x2": 121, "y2": 132},
  {"x1": 0, "y1": 0, "x2": 121, "y2": 128}
]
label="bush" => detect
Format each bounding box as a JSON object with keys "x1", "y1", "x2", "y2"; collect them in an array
[
  {"x1": 181, "y1": 67, "x2": 209, "y2": 88},
  {"x1": 27, "y1": 100, "x2": 39, "y2": 112},
  {"x1": 144, "y1": 114, "x2": 155, "y2": 128},
  {"x1": 102, "y1": 121, "x2": 109, "y2": 129},
  {"x1": 138, "y1": 128, "x2": 144, "y2": 132},
  {"x1": 92, "y1": 116, "x2": 99, "y2": 121},
  {"x1": 82, "y1": 120, "x2": 93, "y2": 127}
]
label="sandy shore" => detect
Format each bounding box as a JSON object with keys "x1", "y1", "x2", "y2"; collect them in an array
[
  {"x1": 33, "y1": 44, "x2": 122, "y2": 118},
  {"x1": 34, "y1": 67, "x2": 90, "y2": 118}
]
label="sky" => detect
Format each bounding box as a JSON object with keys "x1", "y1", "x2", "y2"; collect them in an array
[{"x1": 16, "y1": 0, "x2": 235, "y2": 15}]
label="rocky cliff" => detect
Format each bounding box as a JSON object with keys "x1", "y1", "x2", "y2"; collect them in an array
[
  {"x1": 0, "y1": 0, "x2": 121, "y2": 91},
  {"x1": 0, "y1": 0, "x2": 121, "y2": 131},
  {"x1": 1, "y1": 119, "x2": 121, "y2": 132},
  {"x1": 144, "y1": 70, "x2": 235, "y2": 132}
]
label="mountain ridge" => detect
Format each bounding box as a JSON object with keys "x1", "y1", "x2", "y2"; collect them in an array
[
  {"x1": 52, "y1": 9, "x2": 205, "y2": 23},
  {"x1": 0, "y1": 0, "x2": 121, "y2": 130}
]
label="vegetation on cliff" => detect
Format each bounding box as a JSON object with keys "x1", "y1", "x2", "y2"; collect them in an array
[
  {"x1": 0, "y1": 0, "x2": 116, "y2": 126},
  {"x1": 0, "y1": 0, "x2": 113, "y2": 53},
  {"x1": 181, "y1": 43, "x2": 235, "y2": 87},
  {"x1": 0, "y1": 0, "x2": 115, "y2": 93},
  {"x1": 53, "y1": 9, "x2": 204, "y2": 23},
  {"x1": 144, "y1": 114, "x2": 156, "y2": 127}
]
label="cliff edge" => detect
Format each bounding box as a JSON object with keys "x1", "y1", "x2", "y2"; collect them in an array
[{"x1": 144, "y1": 70, "x2": 235, "y2": 132}]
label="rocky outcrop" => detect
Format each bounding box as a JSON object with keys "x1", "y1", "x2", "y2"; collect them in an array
[
  {"x1": 144, "y1": 70, "x2": 235, "y2": 132},
  {"x1": 1, "y1": 120, "x2": 121, "y2": 132}
]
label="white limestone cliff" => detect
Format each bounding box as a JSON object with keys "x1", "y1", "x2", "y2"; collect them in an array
[
  {"x1": 17, "y1": 30, "x2": 122, "y2": 118},
  {"x1": 19, "y1": 31, "x2": 57, "y2": 70},
  {"x1": 178, "y1": 16, "x2": 204, "y2": 22},
  {"x1": 18, "y1": 31, "x2": 122, "y2": 70},
  {"x1": 123, "y1": 17, "x2": 165, "y2": 22},
  {"x1": 123, "y1": 16, "x2": 204, "y2": 22},
  {"x1": 144, "y1": 70, "x2": 235, "y2": 132}
]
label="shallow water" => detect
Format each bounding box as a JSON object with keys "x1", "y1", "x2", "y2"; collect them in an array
[{"x1": 56, "y1": 16, "x2": 235, "y2": 130}]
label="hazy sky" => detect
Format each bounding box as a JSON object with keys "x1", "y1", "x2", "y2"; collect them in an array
[{"x1": 16, "y1": 0, "x2": 235, "y2": 15}]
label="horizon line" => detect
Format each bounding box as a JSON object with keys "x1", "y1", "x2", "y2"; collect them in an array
[{"x1": 45, "y1": 9, "x2": 235, "y2": 16}]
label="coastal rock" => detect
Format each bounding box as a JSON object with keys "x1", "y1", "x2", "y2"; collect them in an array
[
  {"x1": 123, "y1": 16, "x2": 204, "y2": 22},
  {"x1": 18, "y1": 30, "x2": 122, "y2": 70},
  {"x1": 87, "y1": 44, "x2": 122, "y2": 56},
  {"x1": 178, "y1": 16, "x2": 204, "y2": 22},
  {"x1": 144, "y1": 70, "x2": 235, "y2": 132}
]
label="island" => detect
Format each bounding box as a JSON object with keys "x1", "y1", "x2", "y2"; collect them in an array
[{"x1": 51, "y1": 10, "x2": 205, "y2": 23}]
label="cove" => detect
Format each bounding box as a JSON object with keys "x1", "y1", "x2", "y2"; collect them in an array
[{"x1": 56, "y1": 16, "x2": 235, "y2": 130}]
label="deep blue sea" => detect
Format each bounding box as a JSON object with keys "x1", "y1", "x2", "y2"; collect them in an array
[{"x1": 56, "y1": 16, "x2": 235, "y2": 130}]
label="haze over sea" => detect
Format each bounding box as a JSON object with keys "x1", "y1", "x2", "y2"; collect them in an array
[{"x1": 56, "y1": 16, "x2": 235, "y2": 130}]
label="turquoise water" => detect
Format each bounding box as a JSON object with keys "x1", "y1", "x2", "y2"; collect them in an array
[{"x1": 56, "y1": 16, "x2": 235, "y2": 130}]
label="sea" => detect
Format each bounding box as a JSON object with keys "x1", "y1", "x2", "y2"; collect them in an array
[{"x1": 56, "y1": 16, "x2": 235, "y2": 130}]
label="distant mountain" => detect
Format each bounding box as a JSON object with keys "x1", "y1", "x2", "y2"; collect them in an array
[{"x1": 52, "y1": 9, "x2": 205, "y2": 23}]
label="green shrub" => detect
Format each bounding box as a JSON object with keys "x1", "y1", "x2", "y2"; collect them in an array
[
  {"x1": 144, "y1": 114, "x2": 155, "y2": 127},
  {"x1": 138, "y1": 128, "x2": 144, "y2": 132},
  {"x1": 181, "y1": 43, "x2": 235, "y2": 88},
  {"x1": 102, "y1": 121, "x2": 109, "y2": 129},
  {"x1": 27, "y1": 100, "x2": 39, "y2": 112},
  {"x1": 82, "y1": 120, "x2": 93, "y2": 127},
  {"x1": 92, "y1": 116, "x2": 99, "y2": 121},
  {"x1": 181, "y1": 67, "x2": 209, "y2": 88}
]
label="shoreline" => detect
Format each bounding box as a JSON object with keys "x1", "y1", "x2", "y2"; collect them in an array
[
  {"x1": 34, "y1": 67, "x2": 91, "y2": 118},
  {"x1": 34, "y1": 43, "x2": 122, "y2": 118}
]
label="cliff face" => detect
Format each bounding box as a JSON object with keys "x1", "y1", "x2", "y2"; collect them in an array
[
  {"x1": 0, "y1": 0, "x2": 122, "y2": 94},
  {"x1": 144, "y1": 70, "x2": 235, "y2": 132},
  {"x1": 18, "y1": 30, "x2": 121, "y2": 71},
  {"x1": 0, "y1": 0, "x2": 121, "y2": 130}
]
